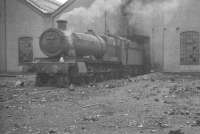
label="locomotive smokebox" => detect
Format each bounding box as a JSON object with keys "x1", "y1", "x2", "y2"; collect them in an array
[
  {"x1": 39, "y1": 28, "x2": 69, "y2": 57},
  {"x1": 57, "y1": 20, "x2": 67, "y2": 31}
]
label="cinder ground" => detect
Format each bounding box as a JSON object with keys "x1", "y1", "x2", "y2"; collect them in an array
[{"x1": 1, "y1": 73, "x2": 200, "y2": 134}]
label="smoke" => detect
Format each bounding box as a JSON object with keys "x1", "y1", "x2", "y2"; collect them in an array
[
  {"x1": 59, "y1": 0, "x2": 182, "y2": 36},
  {"x1": 123, "y1": 0, "x2": 181, "y2": 34},
  {"x1": 59, "y1": 0, "x2": 122, "y2": 33},
  {"x1": 128, "y1": 0, "x2": 180, "y2": 22}
]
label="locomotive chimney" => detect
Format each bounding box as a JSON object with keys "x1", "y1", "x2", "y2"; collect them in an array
[
  {"x1": 57, "y1": 20, "x2": 67, "y2": 31},
  {"x1": 88, "y1": 29, "x2": 93, "y2": 33},
  {"x1": 87, "y1": 29, "x2": 95, "y2": 35}
]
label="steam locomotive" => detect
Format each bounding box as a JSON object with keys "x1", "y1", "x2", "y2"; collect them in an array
[{"x1": 27, "y1": 20, "x2": 149, "y2": 87}]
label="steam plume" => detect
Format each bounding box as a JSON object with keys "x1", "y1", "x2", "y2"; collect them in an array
[
  {"x1": 59, "y1": 0, "x2": 182, "y2": 36},
  {"x1": 123, "y1": 0, "x2": 181, "y2": 34},
  {"x1": 59, "y1": 0, "x2": 122, "y2": 33}
]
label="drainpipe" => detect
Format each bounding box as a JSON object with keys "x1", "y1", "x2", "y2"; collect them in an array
[{"x1": 162, "y1": 27, "x2": 166, "y2": 71}]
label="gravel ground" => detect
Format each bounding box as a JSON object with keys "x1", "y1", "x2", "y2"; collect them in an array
[{"x1": 1, "y1": 73, "x2": 200, "y2": 134}]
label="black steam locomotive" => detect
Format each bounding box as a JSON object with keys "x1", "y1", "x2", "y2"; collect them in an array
[{"x1": 27, "y1": 20, "x2": 149, "y2": 87}]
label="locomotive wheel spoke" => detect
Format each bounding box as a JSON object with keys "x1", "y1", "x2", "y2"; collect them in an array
[
  {"x1": 56, "y1": 74, "x2": 70, "y2": 87},
  {"x1": 35, "y1": 73, "x2": 49, "y2": 86},
  {"x1": 98, "y1": 74, "x2": 104, "y2": 82},
  {"x1": 35, "y1": 74, "x2": 42, "y2": 86},
  {"x1": 80, "y1": 76, "x2": 86, "y2": 85},
  {"x1": 89, "y1": 74, "x2": 95, "y2": 84}
]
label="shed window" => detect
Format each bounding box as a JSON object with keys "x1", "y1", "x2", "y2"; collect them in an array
[
  {"x1": 18, "y1": 37, "x2": 33, "y2": 65},
  {"x1": 180, "y1": 31, "x2": 200, "y2": 65}
]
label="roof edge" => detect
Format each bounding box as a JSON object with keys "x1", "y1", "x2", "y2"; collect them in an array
[
  {"x1": 17, "y1": 0, "x2": 77, "y2": 18},
  {"x1": 17, "y1": 0, "x2": 51, "y2": 17},
  {"x1": 52, "y1": 0, "x2": 77, "y2": 18}
]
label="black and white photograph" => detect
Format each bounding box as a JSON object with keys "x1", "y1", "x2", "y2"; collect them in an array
[{"x1": 0, "y1": 0, "x2": 200, "y2": 134}]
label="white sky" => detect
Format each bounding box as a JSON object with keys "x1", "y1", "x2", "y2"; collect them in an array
[{"x1": 57, "y1": 0, "x2": 68, "y2": 4}]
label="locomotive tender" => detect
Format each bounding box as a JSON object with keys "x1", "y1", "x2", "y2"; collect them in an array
[{"x1": 29, "y1": 20, "x2": 146, "y2": 87}]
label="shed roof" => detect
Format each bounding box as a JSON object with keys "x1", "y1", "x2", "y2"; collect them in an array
[{"x1": 26, "y1": 0, "x2": 68, "y2": 13}]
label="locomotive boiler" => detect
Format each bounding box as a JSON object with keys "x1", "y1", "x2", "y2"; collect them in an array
[
  {"x1": 40, "y1": 28, "x2": 106, "y2": 58},
  {"x1": 27, "y1": 20, "x2": 147, "y2": 87}
]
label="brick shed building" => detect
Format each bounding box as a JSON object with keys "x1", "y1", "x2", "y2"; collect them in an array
[
  {"x1": 155, "y1": 0, "x2": 200, "y2": 72},
  {"x1": 131, "y1": 0, "x2": 200, "y2": 72},
  {"x1": 0, "y1": 0, "x2": 129, "y2": 73},
  {"x1": 0, "y1": 0, "x2": 69, "y2": 73}
]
